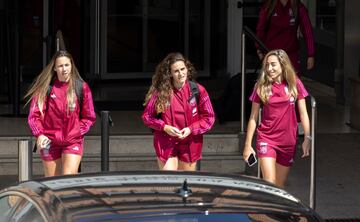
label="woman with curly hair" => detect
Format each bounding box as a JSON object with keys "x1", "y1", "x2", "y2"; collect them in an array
[
  {"x1": 25, "y1": 50, "x2": 96, "y2": 177},
  {"x1": 243, "y1": 49, "x2": 311, "y2": 188},
  {"x1": 142, "y1": 52, "x2": 215, "y2": 171}
]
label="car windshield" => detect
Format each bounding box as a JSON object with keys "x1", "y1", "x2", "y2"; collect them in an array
[{"x1": 71, "y1": 212, "x2": 315, "y2": 222}]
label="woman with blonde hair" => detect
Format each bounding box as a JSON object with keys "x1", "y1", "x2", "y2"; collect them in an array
[
  {"x1": 142, "y1": 52, "x2": 215, "y2": 171},
  {"x1": 243, "y1": 49, "x2": 311, "y2": 188},
  {"x1": 25, "y1": 50, "x2": 96, "y2": 177}
]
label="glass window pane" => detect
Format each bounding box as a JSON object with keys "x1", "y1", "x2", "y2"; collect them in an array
[
  {"x1": 189, "y1": 0, "x2": 204, "y2": 70},
  {"x1": 147, "y1": 0, "x2": 182, "y2": 70},
  {"x1": 105, "y1": 0, "x2": 207, "y2": 75},
  {"x1": 107, "y1": 1, "x2": 143, "y2": 72},
  {"x1": 21, "y1": 0, "x2": 43, "y2": 82},
  {"x1": 147, "y1": 18, "x2": 182, "y2": 71},
  {"x1": 107, "y1": 15, "x2": 143, "y2": 72},
  {"x1": 13, "y1": 202, "x2": 44, "y2": 222},
  {"x1": 0, "y1": 195, "x2": 24, "y2": 220}
]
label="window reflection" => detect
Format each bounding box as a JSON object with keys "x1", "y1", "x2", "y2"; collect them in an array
[{"x1": 0, "y1": 195, "x2": 44, "y2": 222}]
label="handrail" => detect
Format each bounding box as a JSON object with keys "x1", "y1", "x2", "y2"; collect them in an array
[
  {"x1": 240, "y1": 33, "x2": 246, "y2": 132},
  {"x1": 243, "y1": 26, "x2": 269, "y2": 53},
  {"x1": 310, "y1": 96, "x2": 317, "y2": 209},
  {"x1": 240, "y1": 26, "x2": 269, "y2": 133}
]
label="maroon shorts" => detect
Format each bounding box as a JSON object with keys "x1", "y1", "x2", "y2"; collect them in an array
[
  {"x1": 156, "y1": 143, "x2": 200, "y2": 163},
  {"x1": 40, "y1": 141, "x2": 83, "y2": 161},
  {"x1": 256, "y1": 141, "x2": 296, "y2": 167}
]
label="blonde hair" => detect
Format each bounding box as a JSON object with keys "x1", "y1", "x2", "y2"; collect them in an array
[
  {"x1": 143, "y1": 52, "x2": 196, "y2": 113},
  {"x1": 256, "y1": 49, "x2": 298, "y2": 104},
  {"x1": 24, "y1": 50, "x2": 83, "y2": 115}
]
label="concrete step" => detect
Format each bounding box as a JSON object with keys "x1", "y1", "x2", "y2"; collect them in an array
[
  {"x1": 0, "y1": 134, "x2": 243, "y2": 154},
  {"x1": 0, "y1": 133, "x2": 246, "y2": 176}
]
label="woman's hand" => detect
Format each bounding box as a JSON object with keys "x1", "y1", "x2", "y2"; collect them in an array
[
  {"x1": 179, "y1": 127, "x2": 191, "y2": 139},
  {"x1": 301, "y1": 137, "x2": 311, "y2": 158},
  {"x1": 307, "y1": 57, "x2": 315, "y2": 70},
  {"x1": 37, "y1": 135, "x2": 50, "y2": 150},
  {"x1": 164, "y1": 125, "x2": 182, "y2": 137},
  {"x1": 257, "y1": 50, "x2": 264, "y2": 61},
  {"x1": 243, "y1": 146, "x2": 256, "y2": 163}
]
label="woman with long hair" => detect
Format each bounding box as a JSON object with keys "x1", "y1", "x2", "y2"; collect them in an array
[
  {"x1": 25, "y1": 50, "x2": 96, "y2": 177},
  {"x1": 243, "y1": 49, "x2": 311, "y2": 188},
  {"x1": 142, "y1": 52, "x2": 215, "y2": 171}
]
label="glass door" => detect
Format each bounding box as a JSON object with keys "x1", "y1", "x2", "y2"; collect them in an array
[{"x1": 99, "y1": 0, "x2": 210, "y2": 79}]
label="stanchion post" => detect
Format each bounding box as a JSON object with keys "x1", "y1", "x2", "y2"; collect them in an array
[
  {"x1": 310, "y1": 96, "x2": 317, "y2": 209},
  {"x1": 240, "y1": 32, "x2": 246, "y2": 133},
  {"x1": 196, "y1": 160, "x2": 201, "y2": 171},
  {"x1": 18, "y1": 139, "x2": 32, "y2": 182},
  {"x1": 101, "y1": 111, "x2": 110, "y2": 171}
]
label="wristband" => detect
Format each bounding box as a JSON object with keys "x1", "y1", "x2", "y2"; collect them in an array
[{"x1": 305, "y1": 135, "x2": 312, "y2": 140}]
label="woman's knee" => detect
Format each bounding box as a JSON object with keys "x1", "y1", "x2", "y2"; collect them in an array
[
  {"x1": 178, "y1": 160, "x2": 197, "y2": 171},
  {"x1": 158, "y1": 157, "x2": 178, "y2": 170}
]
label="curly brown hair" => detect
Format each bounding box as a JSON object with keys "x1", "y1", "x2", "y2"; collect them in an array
[{"x1": 143, "y1": 52, "x2": 197, "y2": 113}]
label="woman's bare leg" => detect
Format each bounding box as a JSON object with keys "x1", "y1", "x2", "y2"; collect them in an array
[
  {"x1": 42, "y1": 158, "x2": 62, "y2": 177},
  {"x1": 259, "y1": 157, "x2": 277, "y2": 185},
  {"x1": 157, "y1": 157, "x2": 178, "y2": 170},
  {"x1": 275, "y1": 163, "x2": 291, "y2": 188},
  {"x1": 61, "y1": 154, "x2": 82, "y2": 175},
  {"x1": 178, "y1": 160, "x2": 197, "y2": 171}
]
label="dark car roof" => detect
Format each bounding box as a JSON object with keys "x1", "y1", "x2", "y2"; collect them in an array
[{"x1": 0, "y1": 171, "x2": 323, "y2": 222}]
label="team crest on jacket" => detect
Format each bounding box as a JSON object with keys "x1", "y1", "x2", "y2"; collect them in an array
[
  {"x1": 192, "y1": 107, "x2": 198, "y2": 116},
  {"x1": 189, "y1": 97, "x2": 196, "y2": 105},
  {"x1": 289, "y1": 8, "x2": 296, "y2": 25}
]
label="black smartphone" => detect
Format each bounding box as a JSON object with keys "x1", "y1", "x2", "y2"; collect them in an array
[{"x1": 247, "y1": 153, "x2": 257, "y2": 167}]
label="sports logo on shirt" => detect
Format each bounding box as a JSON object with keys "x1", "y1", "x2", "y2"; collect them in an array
[
  {"x1": 192, "y1": 107, "x2": 198, "y2": 116},
  {"x1": 289, "y1": 8, "x2": 294, "y2": 17},
  {"x1": 289, "y1": 9, "x2": 296, "y2": 26},
  {"x1": 50, "y1": 93, "x2": 56, "y2": 98},
  {"x1": 284, "y1": 86, "x2": 295, "y2": 105},
  {"x1": 289, "y1": 96, "x2": 295, "y2": 104}
]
